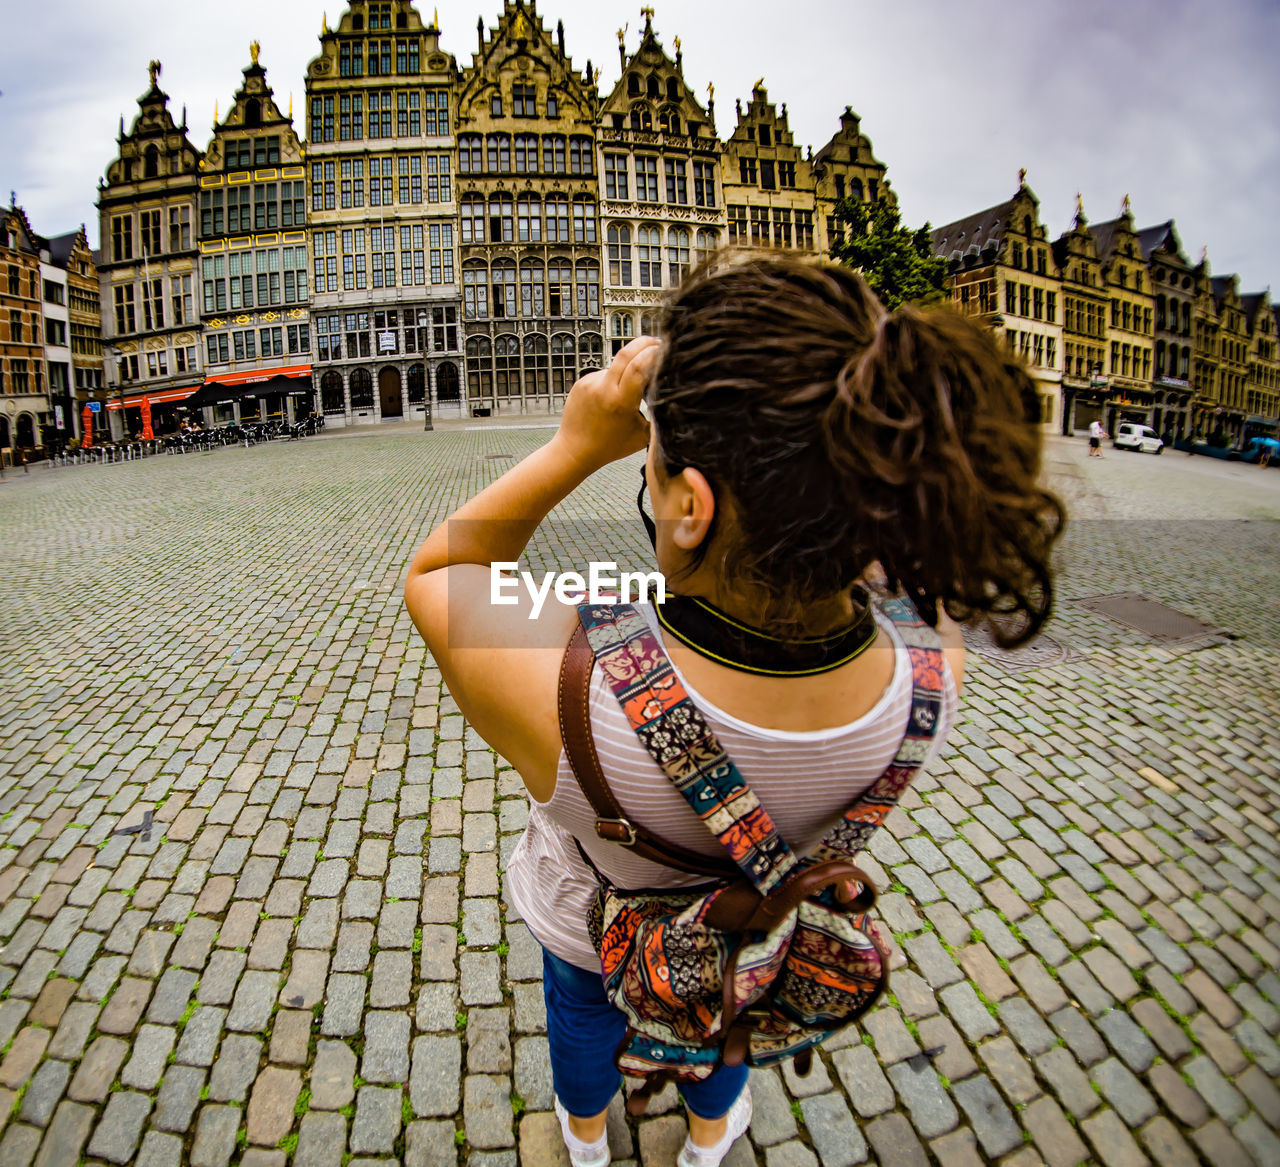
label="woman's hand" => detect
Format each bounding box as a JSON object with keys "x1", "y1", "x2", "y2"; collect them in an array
[{"x1": 553, "y1": 336, "x2": 660, "y2": 474}]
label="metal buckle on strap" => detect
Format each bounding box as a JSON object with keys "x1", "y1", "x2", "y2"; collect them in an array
[{"x1": 595, "y1": 818, "x2": 637, "y2": 845}]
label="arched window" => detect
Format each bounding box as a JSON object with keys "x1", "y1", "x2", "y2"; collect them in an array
[
  {"x1": 407, "y1": 362, "x2": 426, "y2": 403},
  {"x1": 245, "y1": 99, "x2": 262, "y2": 128},
  {"x1": 637, "y1": 225, "x2": 661, "y2": 288},
  {"x1": 607, "y1": 224, "x2": 632, "y2": 287},
  {"x1": 1023, "y1": 214, "x2": 1033, "y2": 240},
  {"x1": 647, "y1": 75, "x2": 660, "y2": 99},
  {"x1": 640, "y1": 312, "x2": 657, "y2": 335},
  {"x1": 520, "y1": 260, "x2": 545, "y2": 317},
  {"x1": 667, "y1": 227, "x2": 691, "y2": 285},
  {"x1": 630, "y1": 105, "x2": 652, "y2": 132},
  {"x1": 524, "y1": 334, "x2": 549, "y2": 396},
  {"x1": 627, "y1": 73, "x2": 640, "y2": 97},
  {"x1": 611, "y1": 312, "x2": 635, "y2": 355},
  {"x1": 516, "y1": 194, "x2": 542, "y2": 242},
  {"x1": 551, "y1": 333, "x2": 576, "y2": 396},
  {"x1": 462, "y1": 261, "x2": 488, "y2": 318},
  {"x1": 1155, "y1": 293, "x2": 1166, "y2": 331},
  {"x1": 436, "y1": 361, "x2": 460, "y2": 402},
  {"x1": 321, "y1": 370, "x2": 345, "y2": 413},
  {"x1": 695, "y1": 228, "x2": 718, "y2": 266},
  {"x1": 569, "y1": 136, "x2": 593, "y2": 175},
  {"x1": 458, "y1": 134, "x2": 483, "y2": 173},
  {"x1": 494, "y1": 335, "x2": 520, "y2": 397},
  {"x1": 548, "y1": 259, "x2": 572, "y2": 316},
  {"x1": 667, "y1": 78, "x2": 680, "y2": 102},
  {"x1": 514, "y1": 134, "x2": 539, "y2": 173},
  {"x1": 1155, "y1": 340, "x2": 1165, "y2": 377},
  {"x1": 579, "y1": 332, "x2": 604, "y2": 370},
  {"x1": 573, "y1": 197, "x2": 597, "y2": 244},
  {"x1": 575, "y1": 260, "x2": 600, "y2": 317},
  {"x1": 546, "y1": 195, "x2": 570, "y2": 243},
  {"x1": 466, "y1": 336, "x2": 492, "y2": 399},
  {"x1": 659, "y1": 108, "x2": 681, "y2": 135},
  {"x1": 491, "y1": 261, "x2": 517, "y2": 318},
  {"x1": 460, "y1": 194, "x2": 485, "y2": 244},
  {"x1": 542, "y1": 135, "x2": 566, "y2": 173},
  {"x1": 486, "y1": 133, "x2": 511, "y2": 173},
  {"x1": 849, "y1": 178, "x2": 863, "y2": 203},
  {"x1": 349, "y1": 367, "x2": 374, "y2": 410},
  {"x1": 488, "y1": 195, "x2": 513, "y2": 242},
  {"x1": 144, "y1": 145, "x2": 160, "y2": 179}
]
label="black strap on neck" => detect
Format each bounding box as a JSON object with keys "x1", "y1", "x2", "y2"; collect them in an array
[{"x1": 653, "y1": 588, "x2": 878, "y2": 677}]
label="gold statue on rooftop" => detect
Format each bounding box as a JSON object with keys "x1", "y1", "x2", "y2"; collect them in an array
[
  {"x1": 148, "y1": 60, "x2": 161, "y2": 86},
  {"x1": 250, "y1": 41, "x2": 260, "y2": 65}
]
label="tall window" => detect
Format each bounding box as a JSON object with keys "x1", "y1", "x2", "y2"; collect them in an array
[
  {"x1": 605, "y1": 154, "x2": 629, "y2": 200},
  {"x1": 463, "y1": 262, "x2": 488, "y2": 318},
  {"x1": 487, "y1": 134, "x2": 511, "y2": 173},
  {"x1": 495, "y1": 335, "x2": 520, "y2": 396},
  {"x1": 575, "y1": 261, "x2": 600, "y2": 317},
  {"x1": 573, "y1": 199, "x2": 597, "y2": 245},
  {"x1": 772, "y1": 208, "x2": 792, "y2": 248},
  {"x1": 459, "y1": 135, "x2": 483, "y2": 173},
  {"x1": 548, "y1": 259, "x2": 572, "y2": 316},
  {"x1": 517, "y1": 196, "x2": 542, "y2": 242},
  {"x1": 667, "y1": 228, "x2": 691, "y2": 285},
  {"x1": 113, "y1": 285, "x2": 136, "y2": 333},
  {"x1": 546, "y1": 196, "x2": 570, "y2": 243},
  {"x1": 611, "y1": 312, "x2": 635, "y2": 355},
  {"x1": 398, "y1": 156, "x2": 423, "y2": 204},
  {"x1": 543, "y1": 136, "x2": 566, "y2": 173},
  {"x1": 727, "y1": 206, "x2": 747, "y2": 243},
  {"x1": 521, "y1": 262, "x2": 545, "y2": 317},
  {"x1": 695, "y1": 228, "x2": 718, "y2": 266},
  {"x1": 637, "y1": 227, "x2": 661, "y2": 288},
  {"x1": 397, "y1": 91, "x2": 421, "y2": 136},
  {"x1": 749, "y1": 207, "x2": 769, "y2": 245},
  {"x1": 401, "y1": 223, "x2": 425, "y2": 285},
  {"x1": 488, "y1": 195, "x2": 513, "y2": 243},
  {"x1": 664, "y1": 159, "x2": 687, "y2": 205},
  {"x1": 635, "y1": 157, "x2": 659, "y2": 202},
  {"x1": 467, "y1": 336, "x2": 493, "y2": 399},
  {"x1": 491, "y1": 262, "x2": 517, "y2": 318},
  {"x1": 369, "y1": 91, "x2": 393, "y2": 138},
  {"x1": 513, "y1": 84, "x2": 536, "y2": 117},
  {"x1": 760, "y1": 160, "x2": 776, "y2": 191},
  {"x1": 461, "y1": 195, "x2": 485, "y2": 244},
  {"x1": 525, "y1": 334, "x2": 549, "y2": 395},
  {"x1": 169, "y1": 206, "x2": 191, "y2": 251},
  {"x1": 693, "y1": 161, "x2": 716, "y2": 208},
  {"x1": 794, "y1": 210, "x2": 813, "y2": 250},
  {"x1": 607, "y1": 224, "x2": 632, "y2": 287},
  {"x1": 569, "y1": 137, "x2": 593, "y2": 175},
  {"x1": 112, "y1": 215, "x2": 133, "y2": 262},
  {"x1": 551, "y1": 333, "x2": 575, "y2": 395},
  {"x1": 141, "y1": 210, "x2": 162, "y2": 256},
  {"x1": 515, "y1": 134, "x2": 538, "y2": 173},
  {"x1": 423, "y1": 89, "x2": 449, "y2": 135}
]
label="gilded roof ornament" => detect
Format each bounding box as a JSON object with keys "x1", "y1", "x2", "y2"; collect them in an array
[
  {"x1": 1018, "y1": 166, "x2": 1026, "y2": 187},
  {"x1": 673, "y1": 36, "x2": 680, "y2": 53},
  {"x1": 707, "y1": 82, "x2": 714, "y2": 102},
  {"x1": 1122, "y1": 193, "x2": 1131, "y2": 214},
  {"x1": 321, "y1": 12, "x2": 328, "y2": 34},
  {"x1": 148, "y1": 59, "x2": 161, "y2": 86},
  {"x1": 250, "y1": 41, "x2": 260, "y2": 65}
]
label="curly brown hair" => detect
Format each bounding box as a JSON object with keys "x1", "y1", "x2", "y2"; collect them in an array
[{"x1": 649, "y1": 252, "x2": 1065, "y2": 647}]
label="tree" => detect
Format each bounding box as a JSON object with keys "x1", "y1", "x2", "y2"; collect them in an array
[{"x1": 831, "y1": 197, "x2": 948, "y2": 311}]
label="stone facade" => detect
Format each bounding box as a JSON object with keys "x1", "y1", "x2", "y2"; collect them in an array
[
  {"x1": 197, "y1": 45, "x2": 311, "y2": 427},
  {"x1": 932, "y1": 177, "x2": 1063, "y2": 429},
  {"x1": 1137, "y1": 220, "x2": 1195, "y2": 441},
  {"x1": 811, "y1": 107, "x2": 896, "y2": 256},
  {"x1": 1205, "y1": 273, "x2": 1250, "y2": 444},
  {"x1": 1052, "y1": 197, "x2": 1111, "y2": 434},
  {"x1": 306, "y1": 1, "x2": 463, "y2": 427},
  {"x1": 0, "y1": 203, "x2": 47, "y2": 457},
  {"x1": 455, "y1": 0, "x2": 603, "y2": 415},
  {"x1": 598, "y1": 15, "x2": 724, "y2": 355},
  {"x1": 96, "y1": 62, "x2": 203, "y2": 439}
]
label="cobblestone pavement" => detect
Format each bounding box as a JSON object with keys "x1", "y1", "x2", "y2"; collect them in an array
[{"x1": 0, "y1": 429, "x2": 1278, "y2": 1167}]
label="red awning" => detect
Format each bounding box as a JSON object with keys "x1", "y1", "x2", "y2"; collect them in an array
[
  {"x1": 204, "y1": 363, "x2": 312, "y2": 388},
  {"x1": 107, "y1": 386, "x2": 198, "y2": 411}
]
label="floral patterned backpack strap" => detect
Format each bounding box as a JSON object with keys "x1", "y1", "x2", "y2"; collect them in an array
[
  {"x1": 577, "y1": 602, "x2": 798, "y2": 893},
  {"x1": 809, "y1": 596, "x2": 947, "y2": 863}
]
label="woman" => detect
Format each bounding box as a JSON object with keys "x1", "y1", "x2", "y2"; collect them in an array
[{"x1": 405, "y1": 255, "x2": 1063, "y2": 1166}]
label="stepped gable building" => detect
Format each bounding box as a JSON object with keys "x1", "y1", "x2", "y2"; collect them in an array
[
  {"x1": 1241, "y1": 290, "x2": 1278, "y2": 442},
  {"x1": 1208, "y1": 272, "x2": 1249, "y2": 444},
  {"x1": 457, "y1": 0, "x2": 603, "y2": 414},
  {"x1": 46, "y1": 229, "x2": 104, "y2": 441},
  {"x1": 97, "y1": 61, "x2": 203, "y2": 439},
  {"x1": 1089, "y1": 200, "x2": 1156, "y2": 432},
  {"x1": 195, "y1": 44, "x2": 311, "y2": 427},
  {"x1": 931, "y1": 174, "x2": 1062, "y2": 429},
  {"x1": 722, "y1": 83, "x2": 816, "y2": 254},
  {"x1": 599, "y1": 13, "x2": 724, "y2": 354},
  {"x1": 1136, "y1": 219, "x2": 1194, "y2": 441},
  {"x1": 1, "y1": 202, "x2": 48, "y2": 456},
  {"x1": 306, "y1": 0, "x2": 462, "y2": 427},
  {"x1": 810, "y1": 106, "x2": 896, "y2": 256},
  {"x1": 1191, "y1": 255, "x2": 1222, "y2": 440},
  {"x1": 37, "y1": 234, "x2": 72, "y2": 448},
  {"x1": 1052, "y1": 195, "x2": 1110, "y2": 435}
]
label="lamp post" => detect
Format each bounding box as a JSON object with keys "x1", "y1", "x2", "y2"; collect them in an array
[{"x1": 418, "y1": 311, "x2": 433, "y2": 432}]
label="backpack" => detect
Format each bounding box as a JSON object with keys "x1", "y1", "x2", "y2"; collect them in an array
[{"x1": 558, "y1": 597, "x2": 945, "y2": 1114}]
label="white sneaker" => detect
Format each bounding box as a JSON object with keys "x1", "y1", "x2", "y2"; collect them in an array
[
  {"x1": 553, "y1": 1095, "x2": 611, "y2": 1167},
  {"x1": 677, "y1": 1088, "x2": 753, "y2": 1167}
]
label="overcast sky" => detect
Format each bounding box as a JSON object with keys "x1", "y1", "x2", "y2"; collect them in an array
[{"x1": 3, "y1": 0, "x2": 1278, "y2": 289}]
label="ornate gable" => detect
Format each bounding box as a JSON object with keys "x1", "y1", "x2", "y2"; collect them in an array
[
  {"x1": 600, "y1": 14, "x2": 713, "y2": 138},
  {"x1": 103, "y1": 62, "x2": 202, "y2": 187}
]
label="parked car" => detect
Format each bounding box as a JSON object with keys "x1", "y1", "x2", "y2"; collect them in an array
[{"x1": 1114, "y1": 423, "x2": 1164, "y2": 454}]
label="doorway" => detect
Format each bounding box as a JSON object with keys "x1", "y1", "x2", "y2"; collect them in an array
[{"x1": 379, "y1": 366, "x2": 403, "y2": 417}]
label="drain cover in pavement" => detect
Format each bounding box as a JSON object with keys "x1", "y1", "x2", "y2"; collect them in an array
[
  {"x1": 961, "y1": 621, "x2": 1076, "y2": 673},
  {"x1": 1074, "y1": 593, "x2": 1224, "y2": 643}
]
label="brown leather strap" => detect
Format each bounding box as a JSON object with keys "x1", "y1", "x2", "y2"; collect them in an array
[{"x1": 558, "y1": 622, "x2": 736, "y2": 879}]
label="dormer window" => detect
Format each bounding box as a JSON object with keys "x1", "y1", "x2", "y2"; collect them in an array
[{"x1": 758, "y1": 125, "x2": 771, "y2": 147}]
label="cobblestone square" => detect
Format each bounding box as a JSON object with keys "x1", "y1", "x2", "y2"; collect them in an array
[{"x1": 0, "y1": 423, "x2": 1278, "y2": 1166}]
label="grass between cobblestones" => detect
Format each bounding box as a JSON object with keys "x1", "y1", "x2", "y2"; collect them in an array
[{"x1": 0, "y1": 429, "x2": 1276, "y2": 1165}]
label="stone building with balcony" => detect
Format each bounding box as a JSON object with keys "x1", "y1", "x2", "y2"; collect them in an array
[
  {"x1": 1136, "y1": 220, "x2": 1195, "y2": 441},
  {"x1": 598, "y1": 14, "x2": 724, "y2": 354},
  {"x1": 455, "y1": 0, "x2": 604, "y2": 415},
  {"x1": 810, "y1": 106, "x2": 896, "y2": 256},
  {"x1": 306, "y1": 0, "x2": 462, "y2": 426},
  {"x1": 96, "y1": 61, "x2": 203, "y2": 439},
  {"x1": 1241, "y1": 290, "x2": 1279, "y2": 443},
  {"x1": 193, "y1": 45, "x2": 311, "y2": 428},
  {"x1": 1052, "y1": 195, "x2": 1110, "y2": 435},
  {"x1": 1089, "y1": 199, "x2": 1156, "y2": 433},
  {"x1": 721, "y1": 83, "x2": 817, "y2": 256},
  {"x1": 931, "y1": 174, "x2": 1063, "y2": 429},
  {"x1": 1, "y1": 202, "x2": 48, "y2": 458}
]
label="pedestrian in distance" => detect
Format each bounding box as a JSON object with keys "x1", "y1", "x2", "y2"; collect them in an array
[
  {"x1": 405, "y1": 254, "x2": 1065, "y2": 1167},
  {"x1": 1089, "y1": 417, "x2": 1106, "y2": 457}
]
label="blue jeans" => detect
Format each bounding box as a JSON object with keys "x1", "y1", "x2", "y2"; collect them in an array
[{"x1": 542, "y1": 948, "x2": 749, "y2": 1120}]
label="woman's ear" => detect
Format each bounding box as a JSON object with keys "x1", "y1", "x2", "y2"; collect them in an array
[{"x1": 673, "y1": 466, "x2": 716, "y2": 550}]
